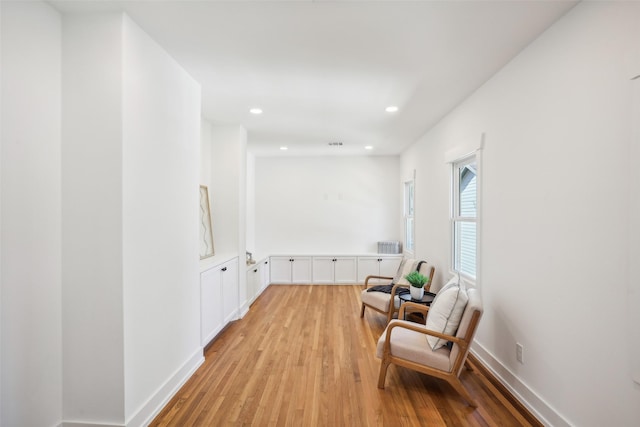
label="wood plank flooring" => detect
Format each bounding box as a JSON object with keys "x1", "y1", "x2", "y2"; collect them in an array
[{"x1": 151, "y1": 285, "x2": 539, "y2": 426}]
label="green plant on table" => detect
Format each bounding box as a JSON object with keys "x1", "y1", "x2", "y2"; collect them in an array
[{"x1": 405, "y1": 271, "x2": 429, "y2": 288}]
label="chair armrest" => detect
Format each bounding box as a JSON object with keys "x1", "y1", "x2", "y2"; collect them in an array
[
  {"x1": 363, "y1": 275, "x2": 394, "y2": 289},
  {"x1": 398, "y1": 302, "x2": 429, "y2": 318},
  {"x1": 390, "y1": 283, "x2": 409, "y2": 296},
  {"x1": 384, "y1": 320, "x2": 465, "y2": 350}
]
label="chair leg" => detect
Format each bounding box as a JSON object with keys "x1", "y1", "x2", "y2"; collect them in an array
[
  {"x1": 447, "y1": 377, "x2": 477, "y2": 408},
  {"x1": 377, "y1": 358, "x2": 391, "y2": 389},
  {"x1": 360, "y1": 303, "x2": 366, "y2": 317},
  {"x1": 387, "y1": 308, "x2": 394, "y2": 323}
]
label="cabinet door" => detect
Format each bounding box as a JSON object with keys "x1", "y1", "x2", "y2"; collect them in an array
[
  {"x1": 201, "y1": 267, "x2": 223, "y2": 346},
  {"x1": 291, "y1": 257, "x2": 312, "y2": 283},
  {"x1": 270, "y1": 257, "x2": 292, "y2": 284},
  {"x1": 334, "y1": 257, "x2": 357, "y2": 283},
  {"x1": 357, "y1": 257, "x2": 381, "y2": 283},
  {"x1": 222, "y1": 258, "x2": 239, "y2": 324},
  {"x1": 260, "y1": 259, "x2": 270, "y2": 291},
  {"x1": 312, "y1": 257, "x2": 334, "y2": 284},
  {"x1": 247, "y1": 266, "x2": 260, "y2": 303},
  {"x1": 379, "y1": 257, "x2": 402, "y2": 279}
]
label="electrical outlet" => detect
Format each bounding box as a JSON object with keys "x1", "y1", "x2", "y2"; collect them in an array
[{"x1": 516, "y1": 343, "x2": 524, "y2": 364}]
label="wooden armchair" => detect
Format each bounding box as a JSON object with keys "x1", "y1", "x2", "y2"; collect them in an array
[
  {"x1": 376, "y1": 287, "x2": 483, "y2": 406},
  {"x1": 360, "y1": 260, "x2": 435, "y2": 323}
]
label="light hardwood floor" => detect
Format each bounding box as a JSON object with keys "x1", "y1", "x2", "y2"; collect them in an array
[{"x1": 151, "y1": 285, "x2": 539, "y2": 426}]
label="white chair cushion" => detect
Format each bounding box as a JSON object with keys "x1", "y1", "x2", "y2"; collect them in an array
[
  {"x1": 392, "y1": 258, "x2": 421, "y2": 286},
  {"x1": 361, "y1": 289, "x2": 401, "y2": 312},
  {"x1": 425, "y1": 275, "x2": 468, "y2": 350},
  {"x1": 376, "y1": 320, "x2": 452, "y2": 372}
]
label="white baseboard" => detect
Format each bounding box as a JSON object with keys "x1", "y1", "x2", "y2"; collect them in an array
[
  {"x1": 126, "y1": 348, "x2": 204, "y2": 427},
  {"x1": 472, "y1": 343, "x2": 571, "y2": 427},
  {"x1": 269, "y1": 282, "x2": 313, "y2": 285},
  {"x1": 62, "y1": 423, "x2": 123, "y2": 427},
  {"x1": 239, "y1": 303, "x2": 250, "y2": 318}
]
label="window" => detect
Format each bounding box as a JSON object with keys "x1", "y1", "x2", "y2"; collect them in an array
[
  {"x1": 452, "y1": 156, "x2": 477, "y2": 279},
  {"x1": 404, "y1": 180, "x2": 415, "y2": 253}
]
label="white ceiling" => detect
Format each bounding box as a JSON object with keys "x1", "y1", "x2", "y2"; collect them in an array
[{"x1": 51, "y1": 0, "x2": 578, "y2": 156}]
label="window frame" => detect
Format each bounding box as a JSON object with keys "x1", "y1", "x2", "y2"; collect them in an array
[
  {"x1": 451, "y1": 154, "x2": 479, "y2": 283},
  {"x1": 404, "y1": 179, "x2": 415, "y2": 255}
]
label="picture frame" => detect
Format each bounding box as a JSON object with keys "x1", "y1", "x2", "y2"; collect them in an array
[{"x1": 199, "y1": 185, "x2": 215, "y2": 259}]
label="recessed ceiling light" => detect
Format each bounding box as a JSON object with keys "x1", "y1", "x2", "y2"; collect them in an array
[
  {"x1": 249, "y1": 108, "x2": 263, "y2": 115},
  {"x1": 385, "y1": 105, "x2": 399, "y2": 113},
  {"x1": 365, "y1": 146, "x2": 373, "y2": 150},
  {"x1": 280, "y1": 146, "x2": 288, "y2": 151}
]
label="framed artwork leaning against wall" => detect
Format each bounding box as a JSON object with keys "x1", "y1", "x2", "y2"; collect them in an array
[{"x1": 199, "y1": 185, "x2": 215, "y2": 259}]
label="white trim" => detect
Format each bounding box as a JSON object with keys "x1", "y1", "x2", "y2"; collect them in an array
[
  {"x1": 475, "y1": 148, "x2": 483, "y2": 288},
  {"x1": 403, "y1": 177, "x2": 415, "y2": 254},
  {"x1": 450, "y1": 152, "x2": 479, "y2": 283},
  {"x1": 125, "y1": 348, "x2": 204, "y2": 427},
  {"x1": 471, "y1": 343, "x2": 572, "y2": 427},
  {"x1": 402, "y1": 167, "x2": 416, "y2": 183},
  {"x1": 444, "y1": 133, "x2": 485, "y2": 164},
  {"x1": 239, "y1": 304, "x2": 250, "y2": 318}
]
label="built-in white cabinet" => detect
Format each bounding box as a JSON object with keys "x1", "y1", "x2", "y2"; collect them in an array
[
  {"x1": 247, "y1": 264, "x2": 260, "y2": 304},
  {"x1": 312, "y1": 257, "x2": 357, "y2": 284},
  {"x1": 269, "y1": 254, "x2": 401, "y2": 285},
  {"x1": 200, "y1": 266, "x2": 224, "y2": 346},
  {"x1": 221, "y1": 259, "x2": 239, "y2": 324},
  {"x1": 270, "y1": 256, "x2": 312, "y2": 284},
  {"x1": 200, "y1": 257, "x2": 239, "y2": 346},
  {"x1": 259, "y1": 259, "x2": 270, "y2": 292},
  {"x1": 357, "y1": 256, "x2": 402, "y2": 284},
  {"x1": 246, "y1": 258, "x2": 271, "y2": 304}
]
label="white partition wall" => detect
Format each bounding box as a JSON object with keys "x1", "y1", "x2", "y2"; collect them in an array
[
  {"x1": 1, "y1": 2, "x2": 63, "y2": 426},
  {"x1": 62, "y1": 11, "x2": 202, "y2": 426},
  {"x1": 62, "y1": 13, "x2": 127, "y2": 423},
  {"x1": 121, "y1": 15, "x2": 202, "y2": 424}
]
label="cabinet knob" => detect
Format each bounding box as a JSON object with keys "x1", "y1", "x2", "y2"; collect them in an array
[
  {"x1": 264, "y1": 261, "x2": 268, "y2": 265},
  {"x1": 254, "y1": 269, "x2": 258, "y2": 273},
  {"x1": 222, "y1": 267, "x2": 227, "y2": 272}
]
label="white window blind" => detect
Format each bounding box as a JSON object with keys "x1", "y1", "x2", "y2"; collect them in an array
[{"x1": 453, "y1": 158, "x2": 477, "y2": 279}]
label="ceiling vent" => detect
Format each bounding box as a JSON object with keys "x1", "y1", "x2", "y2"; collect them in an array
[{"x1": 328, "y1": 142, "x2": 343, "y2": 146}]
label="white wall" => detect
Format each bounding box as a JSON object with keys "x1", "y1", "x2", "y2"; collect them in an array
[
  {"x1": 201, "y1": 122, "x2": 247, "y2": 260},
  {"x1": 200, "y1": 120, "x2": 213, "y2": 186},
  {"x1": 631, "y1": 78, "x2": 640, "y2": 385},
  {"x1": 62, "y1": 13, "x2": 126, "y2": 424},
  {"x1": 121, "y1": 15, "x2": 201, "y2": 424},
  {"x1": 1, "y1": 0, "x2": 3, "y2": 418},
  {"x1": 1, "y1": 2, "x2": 63, "y2": 426},
  {"x1": 402, "y1": 2, "x2": 640, "y2": 426},
  {"x1": 62, "y1": 11, "x2": 203, "y2": 426},
  {"x1": 246, "y1": 152, "x2": 256, "y2": 258},
  {"x1": 254, "y1": 156, "x2": 400, "y2": 255}
]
